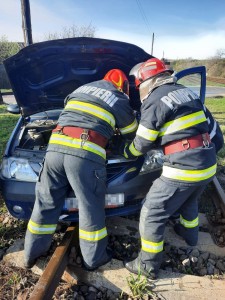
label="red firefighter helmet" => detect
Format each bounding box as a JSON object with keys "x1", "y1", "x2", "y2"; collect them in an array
[
  {"x1": 130, "y1": 58, "x2": 173, "y2": 88},
  {"x1": 104, "y1": 69, "x2": 129, "y2": 96}
]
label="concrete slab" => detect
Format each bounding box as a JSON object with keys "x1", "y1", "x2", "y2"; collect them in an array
[
  {"x1": 68, "y1": 259, "x2": 225, "y2": 300},
  {"x1": 3, "y1": 239, "x2": 48, "y2": 276}
]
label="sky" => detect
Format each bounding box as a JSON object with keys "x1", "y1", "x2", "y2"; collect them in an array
[{"x1": 1, "y1": 0, "x2": 225, "y2": 60}]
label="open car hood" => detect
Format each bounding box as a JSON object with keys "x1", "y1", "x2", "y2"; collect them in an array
[{"x1": 4, "y1": 37, "x2": 152, "y2": 117}]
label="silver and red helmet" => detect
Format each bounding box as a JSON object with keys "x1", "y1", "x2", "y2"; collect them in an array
[{"x1": 130, "y1": 58, "x2": 173, "y2": 88}]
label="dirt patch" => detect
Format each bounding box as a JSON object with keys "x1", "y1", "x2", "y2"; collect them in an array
[{"x1": 0, "y1": 260, "x2": 39, "y2": 300}]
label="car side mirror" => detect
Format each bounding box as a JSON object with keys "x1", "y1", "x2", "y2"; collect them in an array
[{"x1": 7, "y1": 104, "x2": 20, "y2": 114}]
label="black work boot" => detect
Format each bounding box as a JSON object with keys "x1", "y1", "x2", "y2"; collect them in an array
[
  {"x1": 124, "y1": 257, "x2": 157, "y2": 280},
  {"x1": 24, "y1": 259, "x2": 36, "y2": 269},
  {"x1": 174, "y1": 223, "x2": 198, "y2": 246}
]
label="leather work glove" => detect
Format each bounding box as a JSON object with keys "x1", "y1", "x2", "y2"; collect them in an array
[
  {"x1": 109, "y1": 137, "x2": 127, "y2": 156},
  {"x1": 117, "y1": 140, "x2": 129, "y2": 156}
]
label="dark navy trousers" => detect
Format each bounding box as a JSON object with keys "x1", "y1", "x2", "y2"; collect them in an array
[
  {"x1": 139, "y1": 177, "x2": 206, "y2": 275},
  {"x1": 24, "y1": 151, "x2": 108, "y2": 268}
]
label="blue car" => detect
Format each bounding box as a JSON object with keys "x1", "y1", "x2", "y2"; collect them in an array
[{"x1": 0, "y1": 37, "x2": 206, "y2": 222}]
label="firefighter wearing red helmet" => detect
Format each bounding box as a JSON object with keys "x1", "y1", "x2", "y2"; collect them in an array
[
  {"x1": 24, "y1": 69, "x2": 138, "y2": 270},
  {"x1": 123, "y1": 58, "x2": 224, "y2": 279},
  {"x1": 104, "y1": 69, "x2": 130, "y2": 96}
]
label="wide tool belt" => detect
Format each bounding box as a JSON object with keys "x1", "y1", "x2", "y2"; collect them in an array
[
  {"x1": 163, "y1": 133, "x2": 211, "y2": 155},
  {"x1": 52, "y1": 125, "x2": 108, "y2": 148}
]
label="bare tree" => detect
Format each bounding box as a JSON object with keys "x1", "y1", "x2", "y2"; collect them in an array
[
  {"x1": 215, "y1": 48, "x2": 225, "y2": 59},
  {"x1": 43, "y1": 23, "x2": 96, "y2": 41}
]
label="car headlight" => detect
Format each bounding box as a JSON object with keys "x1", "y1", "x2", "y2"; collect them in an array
[
  {"x1": 1, "y1": 157, "x2": 39, "y2": 182},
  {"x1": 140, "y1": 149, "x2": 164, "y2": 174}
]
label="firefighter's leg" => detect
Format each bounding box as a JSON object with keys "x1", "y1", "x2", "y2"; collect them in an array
[
  {"x1": 174, "y1": 185, "x2": 206, "y2": 246},
  {"x1": 139, "y1": 178, "x2": 179, "y2": 277},
  {"x1": 125, "y1": 177, "x2": 196, "y2": 277},
  {"x1": 65, "y1": 156, "x2": 110, "y2": 269},
  {"x1": 24, "y1": 152, "x2": 69, "y2": 266}
]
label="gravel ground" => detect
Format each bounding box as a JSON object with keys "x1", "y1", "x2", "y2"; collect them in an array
[{"x1": 1, "y1": 173, "x2": 225, "y2": 299}]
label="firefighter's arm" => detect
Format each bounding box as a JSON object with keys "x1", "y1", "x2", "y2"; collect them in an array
[
  {"x1": 123, "y1": 126, "x2": 158, "y2": 159},
  {"x1": 113, "y1": 96, "x2": 139, "y2": 140},
  {"x1": 122, "y1": 101, "x2": 163, "y2": 159}
]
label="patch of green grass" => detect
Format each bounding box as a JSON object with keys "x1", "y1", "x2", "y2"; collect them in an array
[
  {"x1": 0, "y1": 105, "x2": 19, "y2": 157},
  {"x1": 126, "y1": 271, "x2": 154, "y2": 299},
  {"x1": 0, "y1": 219, "x2": 27, "y2": 248},
  {"x1": 205, "y1": 97, "x2": 225, "y2": 166},
  {"x1": 7, "y1": 272, "x2": 21, "y2": 285},
  {"x1": 0, "y1": 203, "x2": 7, "y2": 214},
  {"x1": 206, "y1": 81, "x2": 225, "y2": 87}
]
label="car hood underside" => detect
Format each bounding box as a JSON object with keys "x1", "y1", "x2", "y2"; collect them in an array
[{"x1": 4, "y1": 37, "x2": 152, "y2": 117}]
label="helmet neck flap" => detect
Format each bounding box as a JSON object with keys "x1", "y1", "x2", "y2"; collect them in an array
[{"x1": 139, "y1": 72, "x2": 177, "y2": 102}]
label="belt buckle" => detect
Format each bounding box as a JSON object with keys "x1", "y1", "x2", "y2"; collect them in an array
[
  {"x1": 202, "y1": 133, "x2": 209, "y2": 148},
  {"x1": 54, "y1": 126, "x2": 64, "y2": 135},
  {"x1": 182, "y1": 139, "x2": 190, "y2": 150},
  {"x1": 80, "y1": 129, "x2": 89, "y2": 147}
]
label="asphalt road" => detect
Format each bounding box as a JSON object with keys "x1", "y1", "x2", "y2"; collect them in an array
[{"x1": 2, "y1": 86, "x2": 225, "y2": 106}]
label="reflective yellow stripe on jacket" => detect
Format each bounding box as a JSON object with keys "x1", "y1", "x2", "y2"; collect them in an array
[
  {"x1": 159, "y1": 111, "x2": 207, "y2": 137},
  {"x1": 162, "y1": 164, "x2": 217, "y2": 182},
  {"x1": 79, "y1": 227, "x2": 107, "y2": 241},
  {"x1": 49, "y1": 133, "x2": 106, "y2": 159},
  {"x1": 65, "y1": 100, "x2": 116, "y2": 128},
  {"x1": 119, "y1": 118, "x2": 138, "y2": 135},
  {"x1": 136, "y1": 124, "x2": 159, "y2": 141},
  {"x1": 28, "y1": 220, "x2": 57, "y2": 234},
  {"x1": 141, "y1": 238, "x2": 164, "y2": 253},
  {"x1": 180, "y1": 215, "x2": 199, "y2": 228},
  {"x1": 127, "y1": 141, "x2": 143, "y2": 157}
]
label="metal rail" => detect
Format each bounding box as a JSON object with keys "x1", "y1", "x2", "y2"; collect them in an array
[
  {"x1": 206, "y1": 176, "x2": 225, "y2": 247},
  {"x1": 29, "y1": 224, "x2": 78, "y2": 300},
  {"x1": 212, "y1": 176, "x2": 225, "y2": 217}
]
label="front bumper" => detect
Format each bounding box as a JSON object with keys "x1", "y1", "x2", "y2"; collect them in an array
[{"x1": 1, "y1": 168, "x2": 161, "y2": 221}]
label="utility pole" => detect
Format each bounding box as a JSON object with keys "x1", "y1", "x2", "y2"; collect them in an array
[
  {"x1": 151, "y1": 32, "x2": 154, "y2": 55},
  {"x1": 21, "y1": 0, "x2": 33, "y2": 46}
]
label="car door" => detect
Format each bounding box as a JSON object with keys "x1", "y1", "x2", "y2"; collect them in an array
[{"x1": 175, "y1": 66, "x2": 206, "y2": 104}]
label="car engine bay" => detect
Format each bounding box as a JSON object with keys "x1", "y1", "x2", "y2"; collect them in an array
[{"x1": 18, "y1": 119, "x2": 57, "y2": 151}]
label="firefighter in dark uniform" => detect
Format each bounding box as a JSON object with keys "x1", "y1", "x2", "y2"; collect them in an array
[
  {"x1": 24, "y1": 69, "x2": 138, "y2": 269},
  {"x1": 123, "y1": 58, "x2": 224, "y2": 279}
]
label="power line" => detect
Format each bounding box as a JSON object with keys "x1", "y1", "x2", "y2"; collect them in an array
[{"x1": 135, "y1": 0, "x2": 151, "y2": 35}]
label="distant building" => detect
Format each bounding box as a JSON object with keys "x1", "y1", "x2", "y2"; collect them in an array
[{"x1": 161, "y1": 58, "x2": 173, "y2": 71}]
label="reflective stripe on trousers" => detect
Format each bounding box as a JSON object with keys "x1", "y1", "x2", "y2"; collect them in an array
[
  {"x1": 180, "y1": 215, "x2": 199, "y2": 228},
  {"x1": 28, "y1": 219, "x2": 57, "y2": 234},
  {"x1": 141, "y1": 238, "x2": 164, "y2": 253},
  {"x1": 79, "y1": 227, "x2": 107, "y2": 241}
]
